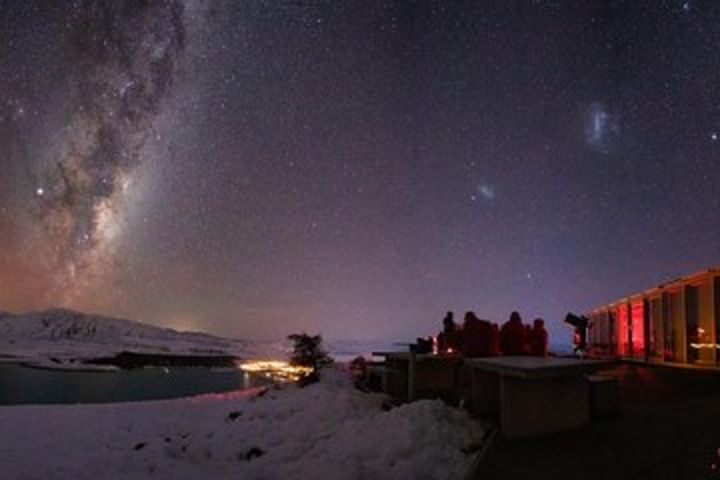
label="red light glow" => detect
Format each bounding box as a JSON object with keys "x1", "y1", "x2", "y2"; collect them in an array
[
  {"x1": 630, "y1": 300, "x2": 645, "y2": 356},
  {"x1": 617, "y1": 304, "x2": 629, "y2": 356}
]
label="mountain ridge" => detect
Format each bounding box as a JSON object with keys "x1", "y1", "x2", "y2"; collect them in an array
[{"x1": 0, "y1": 308, "x2": 253, "y2": 369}]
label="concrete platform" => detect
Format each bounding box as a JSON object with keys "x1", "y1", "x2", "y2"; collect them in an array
[
  {"x1": 466, "y1": 356, "x2": 614, "y2": 438},
  {"x1": 472, "y1": 363, "x2": 720, "y2": 479}
]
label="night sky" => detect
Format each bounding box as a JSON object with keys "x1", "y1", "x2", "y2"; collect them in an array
[{"x1": 2, "y1": 1, "x2": 720, "y2": 344}]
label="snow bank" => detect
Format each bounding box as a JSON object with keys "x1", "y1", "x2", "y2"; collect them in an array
[{"x1": 0, "y1": 366, "x2": 483, "y2": 480}]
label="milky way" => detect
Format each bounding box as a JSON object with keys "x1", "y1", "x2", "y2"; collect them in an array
[
  {"x1": 2, "y1": 1, "x2": 186, "y2": 305},
  {"x1": 43, "y1": 1, "x2": 184, "y2": 276}
]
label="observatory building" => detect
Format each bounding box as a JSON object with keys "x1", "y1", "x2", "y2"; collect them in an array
[{"x1": 588, "y1": 267, "x2": 720, "y2": 367}]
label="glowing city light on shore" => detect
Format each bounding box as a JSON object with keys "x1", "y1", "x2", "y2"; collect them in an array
[{"x1": 239, "y1": 360, "x2": 312, "y2": 381}]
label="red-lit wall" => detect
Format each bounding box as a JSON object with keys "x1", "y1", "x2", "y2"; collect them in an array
[
  {"x1": 616, "y1": 304, "x2": 629, "y2": 356},
  {"x1": 630, "y1": 300, "x2": 645, "y2": 357}
]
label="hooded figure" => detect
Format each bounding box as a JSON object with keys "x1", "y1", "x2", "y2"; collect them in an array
[
  {"x1": 500, "y1": 311, "x2": 526, "y2": 355},
  {"x1": 528, "y1": 318, "x2": 548, "y2": 356},
  {"x1": 462, "y1": 311, "x2": 494, "y2": 357}
]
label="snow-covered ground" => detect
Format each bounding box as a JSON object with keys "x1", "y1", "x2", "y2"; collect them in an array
[
  {"x1": 0, "y1": 366, "x2": 483, "y2": 480},
  {"x1": 0, "y1": 309, "x2": 258, "y2": 368}
]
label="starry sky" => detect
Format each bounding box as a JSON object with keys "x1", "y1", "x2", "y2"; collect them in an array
[{"x1": 1, "y1": 0, "x2": 720, "y2": 344}]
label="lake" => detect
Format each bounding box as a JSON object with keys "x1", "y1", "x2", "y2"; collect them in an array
[{"x1": 0, "y1": 363, "x2": 272, "y2": 405}]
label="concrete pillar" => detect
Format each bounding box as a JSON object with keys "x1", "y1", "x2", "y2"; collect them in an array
[
  {"x1": 499, "y1": 375, "x2": 590, "y2": 438},
  {"x1": 470, "y1": 368, "x2": 500, "y2": 417}
]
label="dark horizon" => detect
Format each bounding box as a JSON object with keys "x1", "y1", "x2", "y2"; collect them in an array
[{"x1": 2, "y1": 1, "x2": 720, "y2": 344}]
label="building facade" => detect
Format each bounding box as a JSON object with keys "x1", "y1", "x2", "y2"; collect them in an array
[{"x1": 587, "y1": 267, "x2": 720, "y2": 367}]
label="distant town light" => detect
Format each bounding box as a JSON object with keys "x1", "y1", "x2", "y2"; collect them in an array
[{"x1": 238, "y1": 360, "x2": 312, "y2": 381}]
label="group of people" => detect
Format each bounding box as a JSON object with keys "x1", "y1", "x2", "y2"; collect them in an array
[{"x1": 434, "y1": 310, "x2": 548, "y2": 357}]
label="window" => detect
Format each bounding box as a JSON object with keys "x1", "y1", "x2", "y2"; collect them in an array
[
  {"x1": 630, "y1": 300, "x2": 645, "y2": 358},
  {"x1": 649, "y1": 297, "x2": 663, "y2": 359},
  {"x1": 616, "y1": 304, "x2": 629, "y2": 356}
]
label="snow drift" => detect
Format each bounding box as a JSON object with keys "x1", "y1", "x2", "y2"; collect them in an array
[{"x1": 0, "y1": 366, "x2": 483, "y2": 480}]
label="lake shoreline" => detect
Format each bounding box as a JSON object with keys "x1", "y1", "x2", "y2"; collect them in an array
[
  {"x1": 0, "y1": 361, "x2": 270, "y2": 405},
  {"x1": 86, "y1": 351, "x2": 240, "y2": 369},
  {"x1": 0, "y1": 351, "x2": 243, "y2": 373}
]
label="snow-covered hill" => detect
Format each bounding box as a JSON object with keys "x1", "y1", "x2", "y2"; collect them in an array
[{"x1": 0, "y1": 309, "x2": 255, "y2": 369}]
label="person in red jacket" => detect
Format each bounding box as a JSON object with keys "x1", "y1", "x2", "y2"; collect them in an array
[
  {"x1": 462, "y1": 311, "x2": 494, "y2": 357},
  {"x1": 500, "y1": 311, "x2": 526, "y2": 355},
  {"x1": 528, "y1": 318, "x2": 549, "y2": 356}
]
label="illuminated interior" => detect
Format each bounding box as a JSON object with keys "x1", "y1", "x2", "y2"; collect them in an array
[
  {"x1": 616, "y1": 304, "x2": 629, "y2": 356},
  {"x1": 630, "y1": 300, "x2": 645, "y2": 357},
  {"x1": 588, "y1": 270, "x2": 720, "y2": 367}
]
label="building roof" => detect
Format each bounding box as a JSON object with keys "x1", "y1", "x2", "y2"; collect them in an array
[{"x1": 589, "y1": 265, "x2": 720, "y2": 313}]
